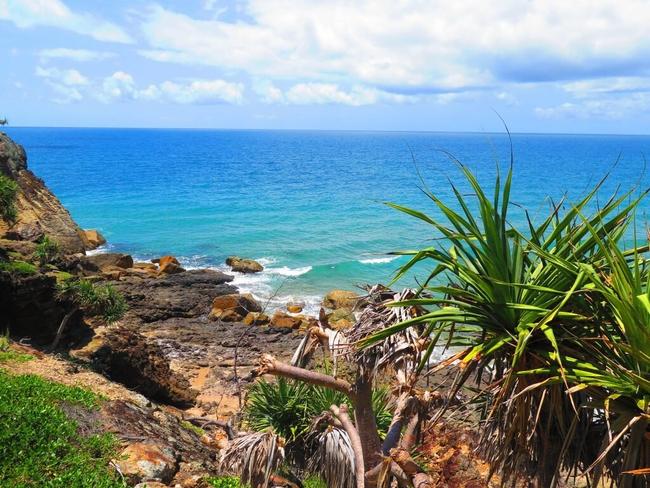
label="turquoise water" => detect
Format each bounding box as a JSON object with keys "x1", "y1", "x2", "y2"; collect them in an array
[{"x1": 5, "y1": 128, "x2": 650, "y2": 313}]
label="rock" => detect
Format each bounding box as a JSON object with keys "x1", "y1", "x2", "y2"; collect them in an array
[
  {"x1": 243, "y1": 312, "x2": 270, "y2": 325},
  {"x1": 327, "y1": 308, "x2": 356, "y2": 330},
  {"x1": 134, "y1": 262, "x2": 158, "y2": 271},
  {"x1": 115, "y1": 442, "x2": 177, "y2": 485},
  {"x1": 225, "y1": 256, "x2": 263, "y2": 273},
  {"x1": 286, "y1": 301, "x2": 304, "y2": 313},
  {"x1": 83, "y1": 229, "x2": 106, "y2": 250},
  {"x1": 270, "y1": 310, "x2": 302, "y2": 329},
  {"x1": 323, "y1": 289, "x2": 359, "y2": 310},
  {"x1": 159, "y1": 261, "x2": 185, "y2": 275},
  {"x1": 157, "y1": 255, "x2": 180, "y2": 267},
  {"x1": 0, "y1": 238, "x2": 36, "y2": 258},
  {"x1": 0, "y1": 132, "x2": 89, "y2": 253},
  {"x1": 134, "y1": 483, "x2": 168, "y2": 488},
  {"x1": 101, "y1": 265, "x2": 125, "y2": 280},
  {"x1": 209, "y1": 293, "x2": 261, "y2": 322},
  {"x1": 76, "y1": 326, "x2": 198, "y2": 407},
  {"x1": 84, "y1": 252, "x2": 134, "y2": 271}
]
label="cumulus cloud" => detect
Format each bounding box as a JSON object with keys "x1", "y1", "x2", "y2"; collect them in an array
[
  {"x1": 36, "y1": 67, "x2": 245, "y2": 105},
  {"x1": 138, "y1": 0, "x2": 650, "y2": 95},
  {"x1": 0, "y1": 0, "x2": 132, "y2": 43},
  {"x1": 39, "y1": 48, "x2": 116, "y2": 62}
]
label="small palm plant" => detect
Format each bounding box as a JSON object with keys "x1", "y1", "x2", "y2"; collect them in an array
[
  {"x1": 51, "y1": 279, "x2": 127, "y2": 350},
  {"x1": 34, "y1": 236, "x2": 60, "y2": 267}
]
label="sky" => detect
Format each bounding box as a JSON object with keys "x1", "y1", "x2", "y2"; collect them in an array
[{"x1": 3, "y1": 0, "x2": 650, "y2": 133}]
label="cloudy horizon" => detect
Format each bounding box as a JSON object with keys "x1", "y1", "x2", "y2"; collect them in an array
[{"x1": 3, "y1": 0, "x2": 650, "y2": 133}]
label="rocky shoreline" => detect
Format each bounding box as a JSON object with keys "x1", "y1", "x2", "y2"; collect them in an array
[{"x1": 0, "y1": 130, "x2": 364, "y2": 486}]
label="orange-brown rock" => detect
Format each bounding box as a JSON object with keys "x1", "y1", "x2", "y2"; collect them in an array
[
  {"x1": 327, "y1": 308, "x2": 356, "y2": 330},
  {"x1": 243, "y1": 311, "x2": 270, "y2": 325},
  {"x1": 270, "y1": 310, "x2": 302, "y2": 329},
  {"x1": 0, "y1": 132, "x2": 89, "y2": 253},
  {"x1": 157, "y1": 255, "x2": 180, "y2": 267},
  {"x1": 225, "y1": 256, "x2": 263, "y2": 273},
  {"x1": 159, "y1": 261, "x2": 185, "y2": 275},
  {"x1": 208, "y1": 293, "x2": 261, "y2": 322},
  {"x1": 115, "y1": 442, "x2": 177, "y2": 485},
  {"x1": 83, "y1": 229, "x2": 106, "y2": 250},
  {"x1": 322, "y1": 289, "x2": 359, "y2": 310},
  {"x1": 286, "y1": 302, "x2": 304, "y2": 313}
]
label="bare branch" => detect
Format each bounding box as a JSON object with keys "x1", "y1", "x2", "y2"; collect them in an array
[
  {"x1": 258, "y1": 354, "x2": 354, "y2": 399},
  {"x1": 332, "y1": 404, "x2": 365, "y2": 488}
]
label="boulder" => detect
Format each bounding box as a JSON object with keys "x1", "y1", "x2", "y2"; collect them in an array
[
  {"x1": 84, "y1": 252, "x2": 134, "y2": 271},
  {"x1": 225, "y1": 256, "x2": 264, "y2": 274},
  {"x1": 209, "y1": 293, "x2": 261, "y2": 322},
  {"x1": 115, "y1": 442, "x2": 177, "y2": 485},
  {"x1": 243, "y1": 312, "x2": 270, "y2": 326},
  {"x1": 323, "y1": 289, "x2": 359, "y2": 310},
  {"x1": 83, "y1": 229, "x2": 106, "y2": 250},
  {"x1": 327, "y1": 308, "x2": 356, "y2": 330},
  {"x1": 159, "y1": 261, "x2": 185, "y2": 275},
  {"x1": 286, "y1": 301, "x2": 304, "y2": 314},
  {"x1": 270, "y1": 310, "x2": 302, "y2": 329},
  {"x1": 157, "y1": 255, "x2": 179, "y2": 267}
]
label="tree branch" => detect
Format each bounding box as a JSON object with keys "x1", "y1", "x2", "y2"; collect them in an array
[
  {"x1": 382, "y1": 393, "x2": 414, "y2": 454},
  {"x1": 332, "y1": 404, "x2": 365, "y2": 488},
  {"x1": 257, "y1": 354, "x2": 354, "y2": 399}
]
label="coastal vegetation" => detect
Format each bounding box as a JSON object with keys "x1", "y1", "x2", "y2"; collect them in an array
[
  {"x1": 51, "y1": 279, "x2": 127, "y2": 349},
  {"x1": 222, "y1": 160, "x2": 649, "y2": 487},
  {"x1": 0, "y1": 370, "x2": 123, "y2": 487},
  {"x1": 0, "y1": 174, "x2": 18, "y2": 222},
  {"x1": 34, "y1": 235, "x2": 61, "y2": 266}
]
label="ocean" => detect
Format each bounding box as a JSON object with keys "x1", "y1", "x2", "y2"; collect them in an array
[{"x1": 5, "y1": 128, "x2": 650, "y2": 314}]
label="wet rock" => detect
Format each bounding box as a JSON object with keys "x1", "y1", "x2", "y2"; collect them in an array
[
  {"x1": 286, "y1": 301, "x2": 304, "y2": 313},
  {"x1": 116, "y1": 442, "x2": 177, "y2": 485},
  {"x1": 209, "y1": 293, "x2": 262, "y2": 322},
  {"x1": 155, "y1": 255, "x2": 179, "y2": 267},
  {"x1": 159, "y1": 260, "x2": 185, "y2": 275},
  {"x1": 225, "y1": 256, "x2": 263, "y2": 273},
  {"x1": 323, "y1": 289, "x2": 359, "y2": 310},
  {"x1": 83, "y1": 229, "x2": 106, "y2": 250}
]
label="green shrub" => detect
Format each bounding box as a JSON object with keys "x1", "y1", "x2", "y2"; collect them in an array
[
  {"x1": 207, "y1": 476, "x2": 244, "y2": 488},
  {"x1": 0, "y1": 260, "x2": 37, "y2": 275},
  {"x1": 57, "y1": 279, "x2": 128, "y2": 323},
  {"x1": 0, "y1": 371, "x2": 124, "y2": 486},
  {"x1": 0, "y1": 174, "x2": 18, "y2": 222},
  {"x1": 245, "y1": 377, "x2": 393, "y2": 442},
  {"x1": 34, "y1": 235, "x2": 60, "y2": 266}
]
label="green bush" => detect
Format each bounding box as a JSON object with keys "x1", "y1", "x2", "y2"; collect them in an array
[
  {"x1": 0, "y1": 174, "x2": 18, "y2": 222},
  {"x1": 57, "y1": 279, "x2": 128, "y2": 323},
  {"x1": 0, "y1": 260, "x2": 37, "y2": 275},
  {"x1": 245, "y1": 377, "x2": 393, "y2": 442},
  {"x1": 0, "y1": 371, "x2": 124, "y2": 486},
  {"x1": 34, "y1": 235, "x2": 60, "y2": 266},
  {"x1": 207, "y1": 476, "x2": 244, "y2": 488}
]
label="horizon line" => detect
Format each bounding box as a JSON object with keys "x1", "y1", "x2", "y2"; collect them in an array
[{"x1": 3, "y1": 125, "x2": 650, "y2": 138}]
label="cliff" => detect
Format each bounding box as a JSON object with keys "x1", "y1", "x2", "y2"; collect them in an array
[{"x1": 0, "y1": 131, "x2": 89, "y2": 253}]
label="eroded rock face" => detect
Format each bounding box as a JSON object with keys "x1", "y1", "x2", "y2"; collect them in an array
[
  {"x1": 83, "y1": 229, "x2": 106, "y2": 250},
  {"x1": 83, "y1": 252, "x2": 134, "y2": 271},
  {"x1": 0, "y1": 132, "x2": 89, "y2": 253},
  {"x1": 77, "y1": 326, "x2": 198, "y2": 407}
]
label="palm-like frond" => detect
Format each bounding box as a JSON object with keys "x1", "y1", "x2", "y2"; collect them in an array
[
  {"x1": 219, "y1": 431, "x2": 284, "y2": 488},
  {"x1": 306, "y1": 426, "x2": 356, "y2": 488}
]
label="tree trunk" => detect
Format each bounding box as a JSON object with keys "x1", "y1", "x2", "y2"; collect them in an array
[
  {"x1": 353, "y1": 376, "x2": 382, "y2": 470},
  {"x1": 50, "y1": 308, "x2": 76, "y2": 350}
]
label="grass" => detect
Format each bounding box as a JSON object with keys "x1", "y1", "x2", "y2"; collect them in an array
[
  {"x1": 0, "y1": 370, "x2": 124, "y2": 487},
  {"x1": 206, "y1": 475, "x2": 326, "y2": 487},
  {"x1": 0, "y1": 174, "x2": 18, "y2": 222},
  {"x1": 0, "y1": 260, "x2": 37, "y2": 275},
  {"x1": 0, "y1": 333, "x2": 33, "y2": 363}
]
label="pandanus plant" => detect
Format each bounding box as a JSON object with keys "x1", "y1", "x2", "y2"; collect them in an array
[
  {"x1": 220, "y1": 286, "x2": 438, "y2": 488},
  {"x1": 363, "y1": 155, "x2": 649, "y2": 486}
]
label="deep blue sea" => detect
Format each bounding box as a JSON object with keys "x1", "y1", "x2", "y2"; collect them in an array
[{"x1": 5, "y1": 128, "x2": 650, "y2": 314}]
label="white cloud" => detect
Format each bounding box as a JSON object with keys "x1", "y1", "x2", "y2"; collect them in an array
[
  {"x1": 36, "y1": 66, "x2": 89, "y2": 86},
  {"x1": 284, "y1": 83, "x2": 412, "y2": 106},
  {"x1": 36, "y1": 68, "x2": 245, "y2": 106},
  {"x1": 39, "y1": 48, "x2": 116, "y2": 62},
  {"x1": 138, "y1": 0, "x2": 650, "y2": 95},
  {"x1": 535, "y1": 95, "x2": 650, "y2": 120},
  {"x1": 0, "y1": 0, "x2": 132, "y2": 43}
]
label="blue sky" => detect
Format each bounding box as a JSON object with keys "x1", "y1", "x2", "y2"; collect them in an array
[{"x1": 3, "y1": 0, "x2": 650, "y2": 133}]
